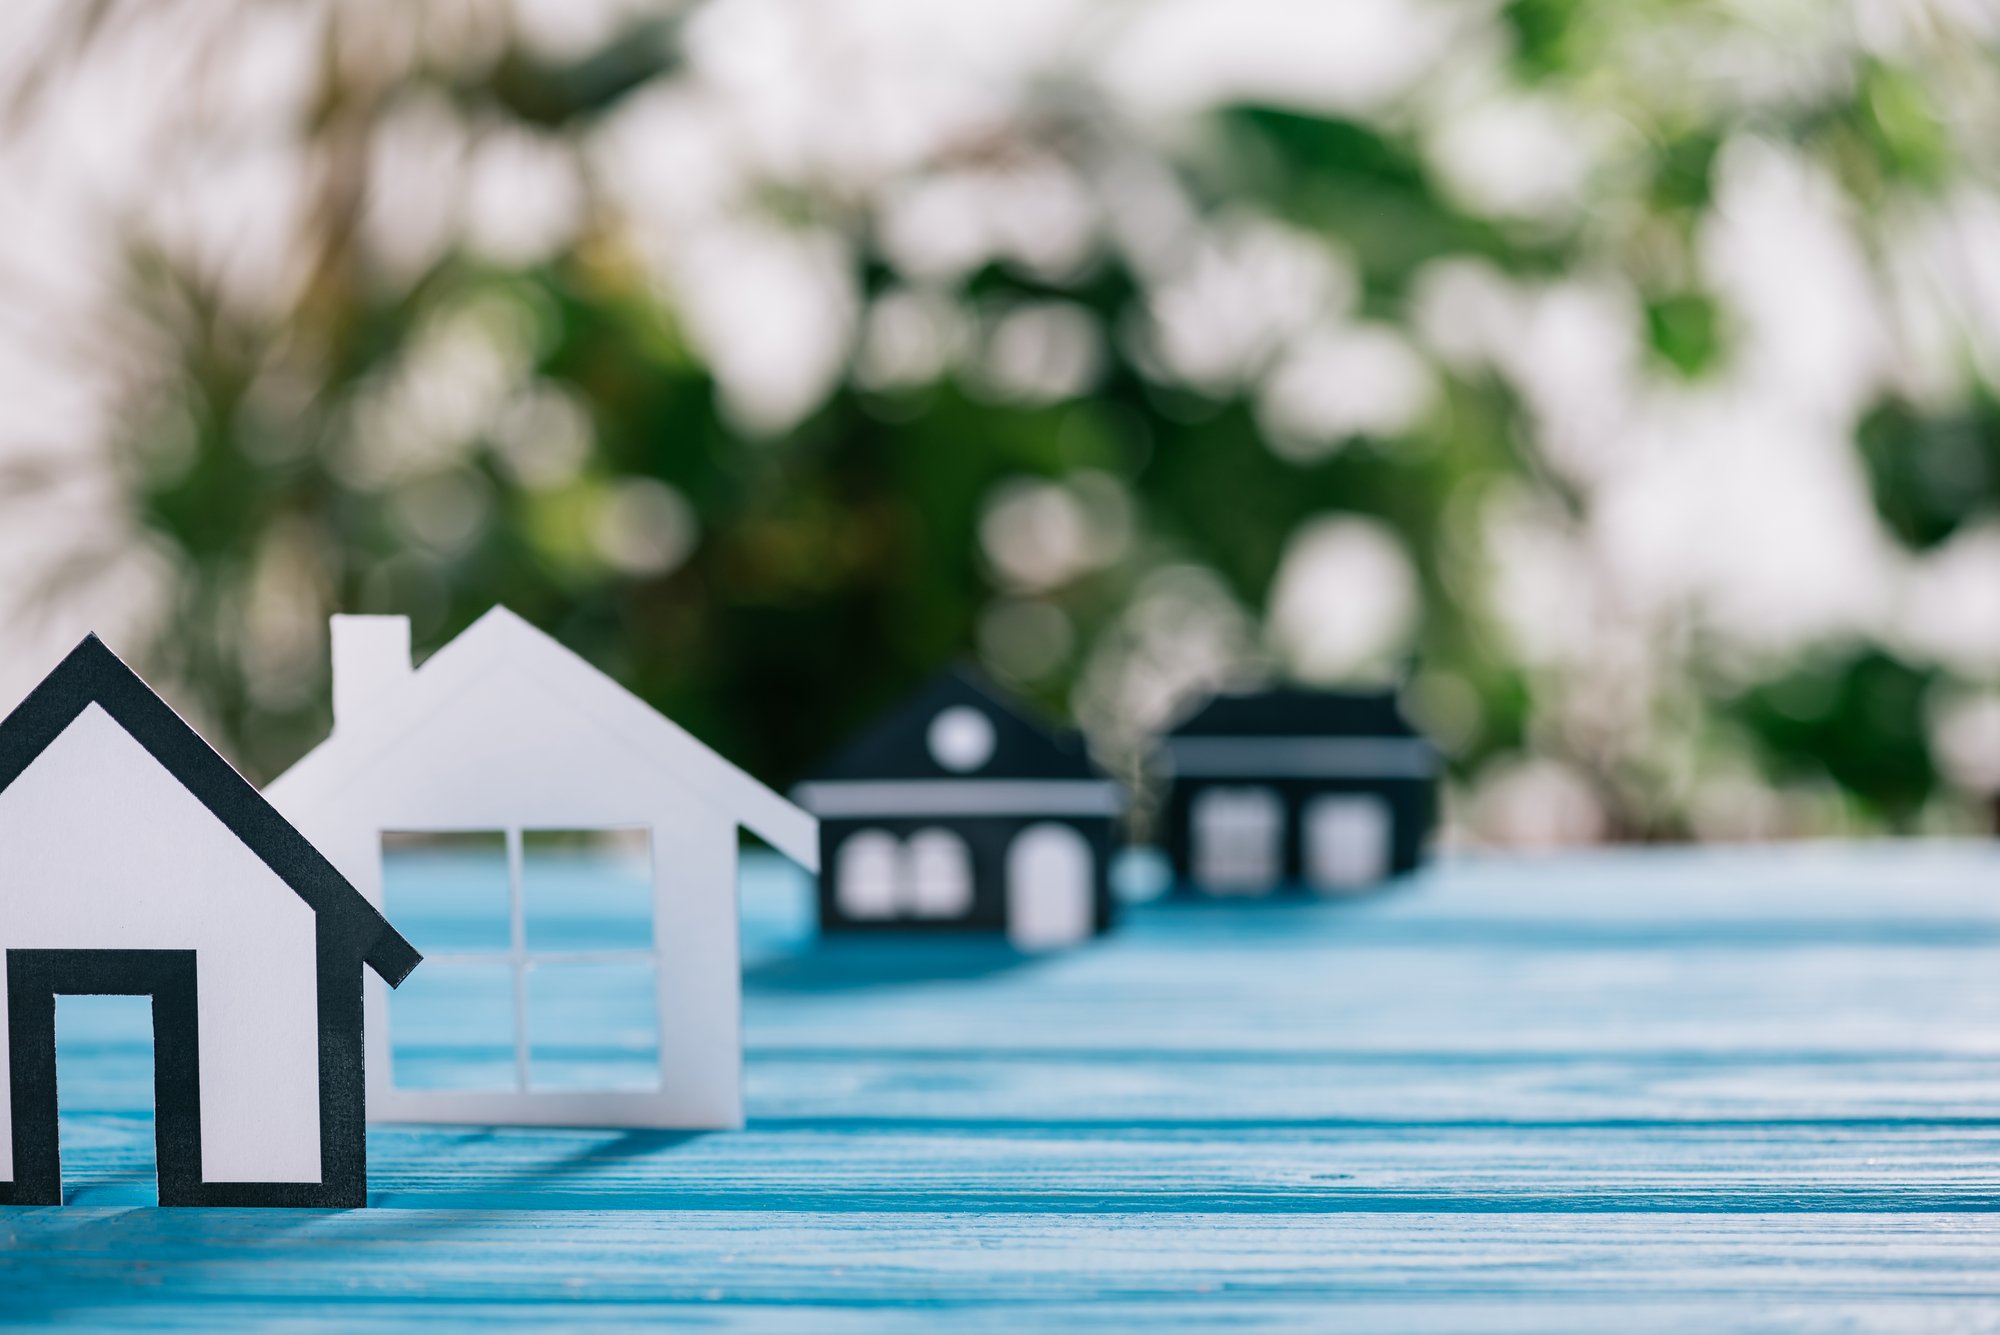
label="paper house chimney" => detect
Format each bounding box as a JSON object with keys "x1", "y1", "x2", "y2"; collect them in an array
[{"x1": 331, "y1": 615, "x2": 411, "y2": 732}]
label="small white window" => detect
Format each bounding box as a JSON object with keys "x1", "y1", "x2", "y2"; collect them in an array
[
  {"x1": 835, "y1": 830, "x2": 901, "y2": 919},
  {"x1": 1191, "y1": 786, "x2": 1283, "y2": 895},
  {"x1": 927, "y1": 706, "x2": 996, "y2": 772},
  {"x1": 904, "y1": 828, "x2": 974, "y2": 917},
  {"x1": 1305, "y1": 794, "x2": 1391, "y2": 892}
]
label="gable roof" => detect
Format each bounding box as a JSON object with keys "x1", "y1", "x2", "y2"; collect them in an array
[
  {"x1": 0, "y1": 636, "x2": 421, "y2": 986},
  {"x1": 267, "y1": 606, "x2": 817, "y2": 870},
  {"x1": 809, "y1": 666, "x2": 1102, "y2": 784},
  {"x1": 1168, "y1": 685, "x2": 1421, "y2": 740}
]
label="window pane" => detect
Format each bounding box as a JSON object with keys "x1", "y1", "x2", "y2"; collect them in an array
[
  {"x1": 388, "y1": 960, "x2": 518, "y2": 1091},
  {"x1": 1191, "y1": 787, "x2": 1283, "y2": 895},
  {"x1": 526, "y1": 961, "x2": 659, "y2": 1092},
  {"x1": 522, "y1": 828, "x2": 653, "y2": 952},
  {"x1": 904, "y1": 828, "x2": 974, "y2": 918},
  {"x1": 835, "y1": 830, "x2": 899, "y2": 919},
  {"x1": 381, "y1": 830, "x2": 511, "y2": 952},
  {"x1": 1305, "y1": 794, "x2": 1391, "y2": 891}
]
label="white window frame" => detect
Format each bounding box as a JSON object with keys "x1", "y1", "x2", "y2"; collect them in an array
[{"x1": 384, "y1": 825, "x2": 661, "y2": 1097}]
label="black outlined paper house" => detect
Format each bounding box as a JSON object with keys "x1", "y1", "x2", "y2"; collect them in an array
[
  {"x1": 794, "y1": 669, "x2": 1122, "y2": 951},
  {"x1": 1162, "y1": 686, "x2": 1437, "y2": 897},
  {"x1": 0, "y1": 637, "x2": 420, "y2": 1208}
]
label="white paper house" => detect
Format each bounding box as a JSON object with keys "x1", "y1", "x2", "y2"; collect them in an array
[{"x1": 266, "y1": 607, "x2": 817, "y2": 1130}]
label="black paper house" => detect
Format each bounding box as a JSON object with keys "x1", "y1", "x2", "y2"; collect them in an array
[
  {"x1": 794, "y1": 669, "x2": 1122, "y2": 950},
  {"x1": 1162, "y1": 686, "x2": 1437, "y2": 897},
  {"x1": 0, "y1": 636, "x2": 420, "y2": 1207}
]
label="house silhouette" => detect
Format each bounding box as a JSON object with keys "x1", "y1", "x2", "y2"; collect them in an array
[
  {"x1": 0, "y1": 636, "x2": 420, "y2": 1208},
  {"x1": 795, "y1": 668, "x2": 1122, "y2": 951},
  {"x1": 268, "y1": 607, "x2": 817, "y2": 1131},
  {"x1": 1162, "y1": 685, "x2": 1438, "y2": 896}
]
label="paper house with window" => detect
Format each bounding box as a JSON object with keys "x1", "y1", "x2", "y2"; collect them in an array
[
  {"x1": 1162, "y1": 686, "x2": 1437, "y2": 897},
  {"x1": 266, "y1": 607, "x2": 817, "y2": 1131},
  {"x1": 793, "y1": 669, "x2": 1121, "y2": 951},
  {"x1": 0, "y1": 636, "x2": 420, "y2": 1207}
]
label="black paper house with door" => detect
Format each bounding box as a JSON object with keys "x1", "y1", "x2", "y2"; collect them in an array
[
  {"x1": 0, "y1": 636, "x2": 420, "y2": 1208},
  {"x1": 794, "y1": 668, "x2": 1123, "y2": 951},
  {"x1": 1161, "y1": 686, "x2": 1437, "y2": 896}
]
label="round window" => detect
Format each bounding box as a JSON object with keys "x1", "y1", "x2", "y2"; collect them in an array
[{"x1": 927, "y1": 706, "x2": 996, "y2": 772}]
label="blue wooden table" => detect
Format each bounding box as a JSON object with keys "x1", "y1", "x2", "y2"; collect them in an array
[{"x1": 9, "y1": 845, "x2": 2000, "y2": 1330}]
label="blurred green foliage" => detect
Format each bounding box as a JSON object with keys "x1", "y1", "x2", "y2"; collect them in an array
[
  {"x1": 34, "y1": 0, "x2": 2000, "y2": 840},
  {"x1": 1728, "y1": 651, "x2": 1940, "y2": 824},
  {"x1": 1858, "y1": 396, "x2": 2000, "y2": 552}
]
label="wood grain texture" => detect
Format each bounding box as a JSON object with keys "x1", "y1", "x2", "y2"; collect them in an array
[{"x1": 8, "y1": 844, "x2": 2000, "y2": 1331}]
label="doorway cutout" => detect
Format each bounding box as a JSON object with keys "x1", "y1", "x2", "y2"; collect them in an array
[
  {"x1": 1006, "y1": 823, "x2": 1095, "y2": 951},
  {"x1": 55, "y1": 995, "x2": 157, "y2": 1206}
]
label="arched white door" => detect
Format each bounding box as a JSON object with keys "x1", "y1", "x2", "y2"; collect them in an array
[
  {"x1": 834, "y1": 830, "x2": 900, "y2": 919},
  {"x1": 1005, "y1": 823, "x2": 1094, "y2": 952}
]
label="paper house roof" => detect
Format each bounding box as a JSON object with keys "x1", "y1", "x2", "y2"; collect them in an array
[
  {"x1": 269, "y1": 606, "x2": 816, "y2": 870},
  {"x1": 1163, "y1": 684, "x2": 1438, "y2": 783},
  {"x1": 1168, "y1": 685, "x2": 1423, "y2": 739},
  {"x1": 806, "y1": 667, "x2": 1101, "y2": 786},
  {"x1": 1, "y1": 636, "x2": 420, "y2": 985}
]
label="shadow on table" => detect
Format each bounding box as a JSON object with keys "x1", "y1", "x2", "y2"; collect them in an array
[
  {"x1": 537, "y1": 1127, "x2": 708, "y2": 1166},
  {"x1": 336, "y1": 1123, "x2": 751, "y2": 1211},
  {"x1": 0, "y1": 1190, "x2": 651, "y2": 1330},
  {"x1": 744, "y1": 934, "x2": 1037, "y2": 994}
]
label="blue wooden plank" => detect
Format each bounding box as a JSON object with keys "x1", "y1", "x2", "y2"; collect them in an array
[{"x1": 7, "y1": 845, "x2": 2000, "y2": 1330}]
